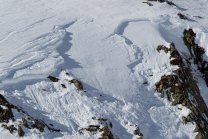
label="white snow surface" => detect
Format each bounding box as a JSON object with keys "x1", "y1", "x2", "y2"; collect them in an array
[{"x1": 0, "y1": 0, "x2": 208, "y2": 138}]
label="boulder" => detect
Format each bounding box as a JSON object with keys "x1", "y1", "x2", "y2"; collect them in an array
[
  {"x1": 69, "y1": 79, "x2": 83, "y2": 90},
  {"x1": 194, "y1": 124, "x2": 200, "y2": 133},
  {"x1": 170, "y1": 43, "x2": 180, "y2": 59},
  {"x1": 8, "y1": 125, "x2": 17, "y2": 133},
  {"x1": 18, "y1": 125, "x2": 25, "y2": 137},
  {"x1": 183, "y1": 29, "x2": 196, "y2": 56},
  {"x1": 195, "y1": 132, "x2": 203, "y2": 139},
  {"x1": 166, "y1": 1, "x2": 178, "y2": 7},
  {"x1": 161, "y1": 91, "x2": 164, "y2": 98},
  {"x1": 172, "y1": 92, "x2": 184, "y2": 105},
  {"x1": 205, "y1": 72, "x2": 208, "y2": 87},
  {"x1": 147, "y1": 0, "x2": 165, "y2": 2},
  {"x1": 142, "y1": 2, "x2": 152, "y2": 6},
  {"x1": 101, "y1": 126, "x2": 114, "y2": 139},
  {"x1": 166, "y1": 91, "x2": 172, "y2": 102},
  {"x1": 170, "y1": 58, "x2": 182, "y2": 66},
  {"x1": 47, "y1": 76, "x2": 59, "y2": 82},
  {"x1": 22, "y1": 118, "x2": 29, "y2": 128},
  {"x1": 177, "y1": 13, "x2": 187, "y2": 19},
  {"x1": 61, "y1": 84, "x2": 67, "y2": 88}
]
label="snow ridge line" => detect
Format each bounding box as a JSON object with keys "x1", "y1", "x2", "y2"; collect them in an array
[
  {"x1": 107, "y1": 18, "x2": 150, "y2": 44},
  {"x1": 0, "y1": 20, "x2": 78, "y2": 89},
  {"x1": 113, "y1": 18, "x2": 150, "y2": 36}
]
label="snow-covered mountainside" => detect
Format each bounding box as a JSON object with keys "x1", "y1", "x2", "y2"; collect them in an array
[{"x1": 1, "y1": 0, "x2": 208, "y2": 138}]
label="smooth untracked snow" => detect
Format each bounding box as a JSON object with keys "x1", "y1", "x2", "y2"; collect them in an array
[{"x1": 0, "y1": 0, "x2": 208, "y2": 139}]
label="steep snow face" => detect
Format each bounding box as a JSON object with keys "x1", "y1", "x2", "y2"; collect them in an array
[
  {"x1": 67, "y1": 18, "x2": 196, "y2": 138},
  {"x1": 0, "y1": 0, "x2": 208, "y2": 139}
]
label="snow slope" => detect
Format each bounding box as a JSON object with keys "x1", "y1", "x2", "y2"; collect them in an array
[{"x1": 1, "y1": 0, "x2": 208, "y2": 138}]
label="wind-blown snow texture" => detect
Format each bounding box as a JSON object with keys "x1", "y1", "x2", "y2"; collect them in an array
[{"x1": 0, "y1": 0, "x2": 208, "y2": 138}]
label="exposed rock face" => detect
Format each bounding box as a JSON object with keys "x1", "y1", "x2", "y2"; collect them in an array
[
  {"x1": 183, "y1": 29, "x2": 205, "y2": 64},
  {"x1": 0, "y1": 94, "x2": 15, "y2": 123},
  {"x1": 79, "y1": 124, "x2": 115, "y2": 139},
  {"x1": 157, "y1": 45, "x2": 170, "y2": 53},
  {"x1": 195, "y1": 132, "x2": 203, "y2": 139},
  {"x1": 2, "y1": 124, "x2": 17, "y2": 133},
  {"x1": 183, "y1": 29, "x2": 208, "y2": 86},
  {"x1": 147, "y1": 0, "x2": 165, "y2": 2},
  {"x1": 166, "y1": 1, "x2": 178, "y2": 7},
  {"x1": 134, "y1": 126, "x2": 143, "y2": 137},
  {"x1": 169, "y1": 42, "x2": 180, "y2": 59},
  {"x1": 193, "y1": 16, "x2": 203, "y2": 19},
  {"x1": 0, "y1": 94, "x2": 60, "y2": 137},
  {"x1": 155, "y1": 74, "x2": 180, "y2": 93},
  {"x1": 157, "y1": 43, "x2": 180, "y2": 59},
  {"x1": 79, "y1": 125, "x2": 101, "y2": 134},
  {"x1": 194, "y1": 124, "x2": 200, "y2": 133},
  {"x1": 156, "y1": 29, "x2": 208, "y2": 139},
  {"x1": 205, "y1": 72, "x2": 208, "y2": 87},
  {"x1": 142, "y1": 2, "x2": 152, "y2": 6},
  {"x1": 69, "y1": 79, "x2": 83, "y2": 90},
  {"x1": 177, "y1": 13, "x2": 187, "y2": 19},
  {"x1": 18, "y1": 125, "x2": 25, "y2": 137},
  {"x1": 22, "y1": 118, "x2": 29, "y2": 128},
  {"x1": 109, "y1": 122, "x2": 113, "y2": 128},
  {"x1": 32, "y1": 120, "x2": 45, "y2": 132},
  {"x1": 8, "y1": 125, "x2": 17, "y2": 133},
  {"x1": 47, "y1": 76, "x2": 59, "y2": 82},
  {"x1": 61, "y1": 84, "x2": 67, "y2": 88},
  {"x1": 170, "y1": 58, "x2": 183, "y2": 66},
  {"x1": 101, "y1": 126, "x2": 114, "y2": 139},
  {"x1": 78, "y1": 117, "x2": 119, "y2": 139}
]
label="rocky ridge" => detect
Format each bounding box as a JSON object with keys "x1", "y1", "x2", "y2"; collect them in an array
[{"x1": 155, "y1": 29, "x2": 208, "y2": 139}]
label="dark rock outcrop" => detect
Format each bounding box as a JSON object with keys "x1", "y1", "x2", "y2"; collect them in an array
[
  {"x1": 61, "y1": 84, "x2": 67, "y2": 88},
  {"x1": 170, "y1": 58, "x2": 183, "y2": 66},
  {"x1": 100, "y1": 126, "x2": 114, "y2": 139},
  {"x1": 166, "y1": 1, "x2": 178, "y2": 8},
  {"x1": 177, "y1": 13, "x2": 187, "y2": 19},
  {"x1": 47, "y1": 76, "x2": 59, "y2": 82},
  {"x1": 147, "y1": 0, "x2": 165, "y2": 2},
  {"x1": 142, "y1": 2, "x2": 152, "y2": 6},
  {"x1": 157, "y1": 45, "x2": 170, "y2": 53},
  {"x1": 134, "y1": 126, "x2": 143, "y2": 137},
  {"x1": 0, "y1": 94, "x2": 60, "y2": 136},
  {"x1": 0, "y1": 94, "x2": 15, "y2": 123},
  {"x1": 18, "y1": 125, "x2": 25, "y2": 137},
  {"x1": 69, "y1": 79, "x2": 83, "y2": 90},
  {"x1": 169, "y1": 42, "x2": 180, "y2": 59},
  {"x1": 156, "y1": 29, "x2": 208, "y2": 138},
  {"x1": 22, "y1": 118, "x2": 29, "y2": 128}
]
